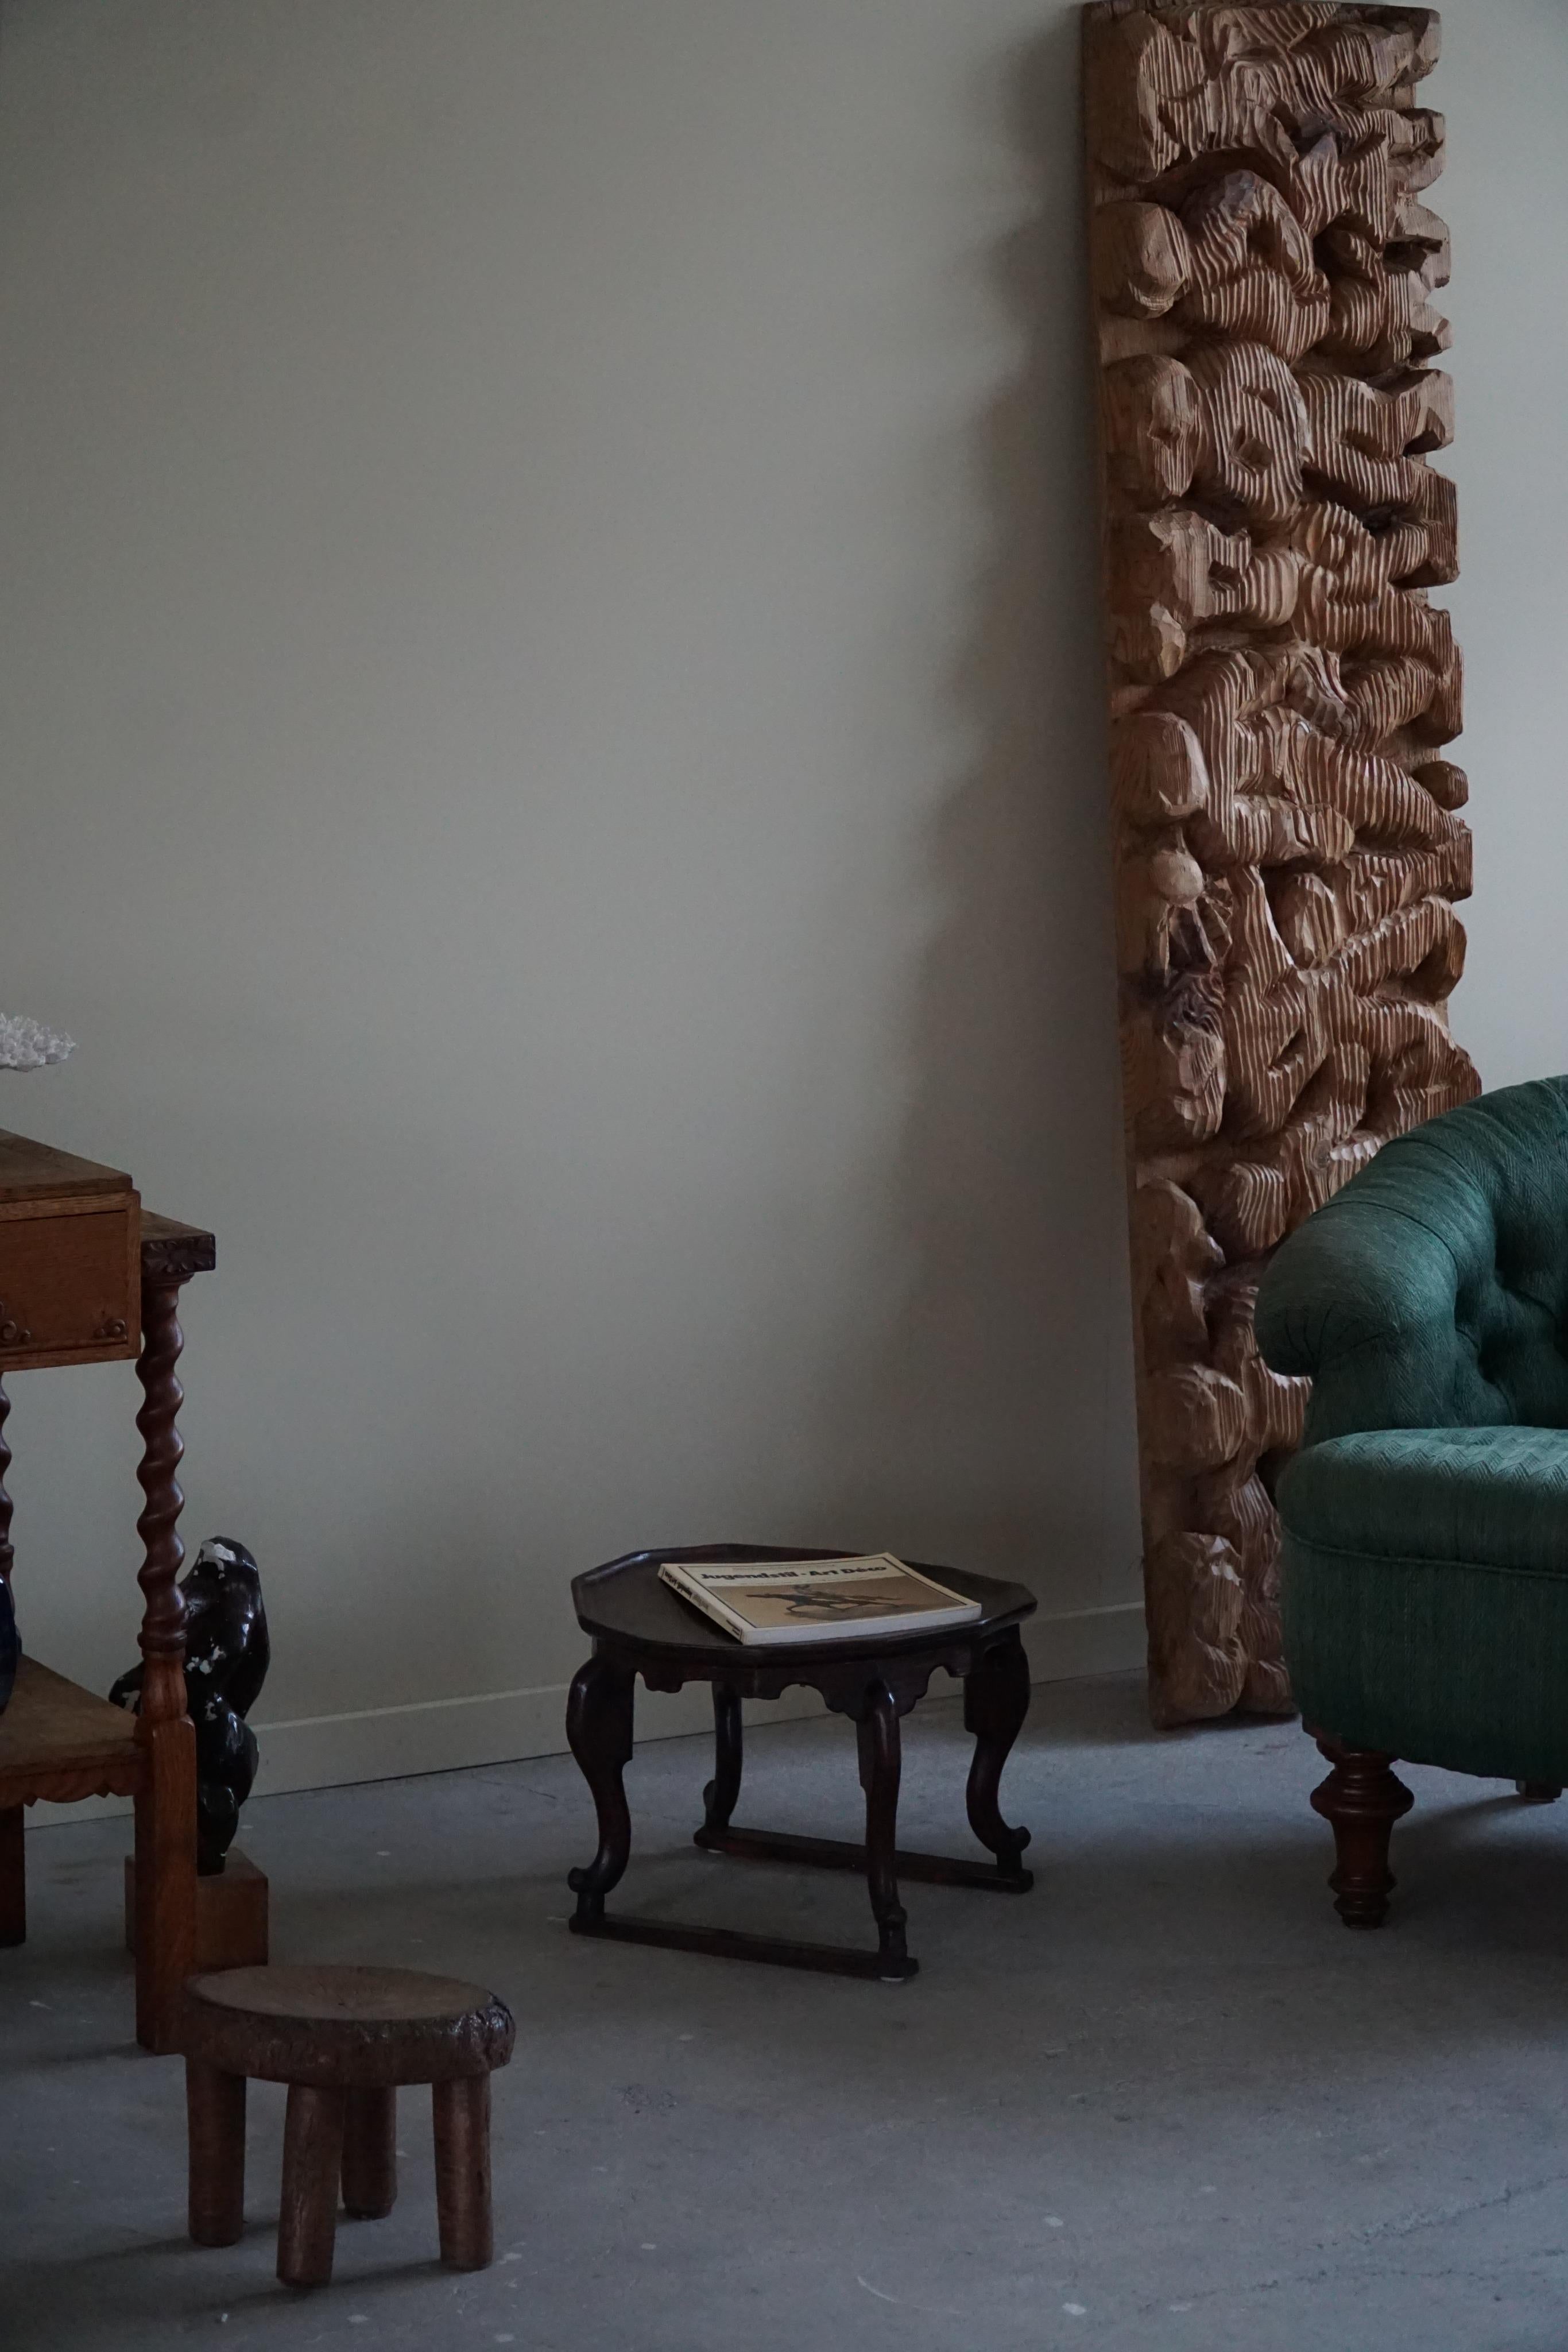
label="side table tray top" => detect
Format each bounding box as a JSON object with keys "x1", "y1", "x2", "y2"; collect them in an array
[{"x1": 566, "y1": 1544, "x2": 1038, "y2": 1982}]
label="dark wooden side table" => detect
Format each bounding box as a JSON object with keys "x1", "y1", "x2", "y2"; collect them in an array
[
  {"x1": 566, "y1": 1545, "x2": 1037, "y2": 1982},
  {"x1": 0, "y1": 1130, "x2": 217, "y2": 2052}
]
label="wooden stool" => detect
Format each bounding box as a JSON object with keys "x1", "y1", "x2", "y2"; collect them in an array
[{"x1": 181, "y1": 1964, "x2": 515, "y2": 2289}]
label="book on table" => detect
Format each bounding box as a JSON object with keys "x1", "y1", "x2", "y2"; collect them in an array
[{"x1": 656, "y1": 1554, "x2": 981, "y2": 1647}]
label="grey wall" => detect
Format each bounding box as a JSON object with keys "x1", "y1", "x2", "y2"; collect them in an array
[
  {"x1": 1439, "y1": 5, "x2": 1568, "y2": 1090},
  {"x1": 0, "y1": 1, "x2": 1558, "y2": 1792}
]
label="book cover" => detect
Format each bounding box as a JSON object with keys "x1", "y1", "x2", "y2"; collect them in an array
[{"x1": 657, "y1": 1554, "x2": 981, "y2": 1646}]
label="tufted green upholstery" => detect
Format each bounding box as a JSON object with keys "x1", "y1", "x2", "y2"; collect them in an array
[{"x1": 1256, "y1": 1077, "x2": 1568, "y2": 1784}]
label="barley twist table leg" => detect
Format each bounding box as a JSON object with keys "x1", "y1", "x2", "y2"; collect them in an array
[{"x1": 131, "y1": 1275, "x2": 198, "y2": 2053}]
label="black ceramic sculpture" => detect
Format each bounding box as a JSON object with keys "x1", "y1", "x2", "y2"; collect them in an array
[
  {"x1": 0, "y1": 1575, "x2": 17, "y2": 1719},
  {"x1": 110, "y1": 1536, "x2": 269, "y2": 1874}
]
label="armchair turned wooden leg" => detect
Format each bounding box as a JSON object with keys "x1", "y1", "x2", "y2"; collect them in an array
[
  {"x1": 187, "y1": 2061, "x2": 246, "y2": 2246},
  {"x1": 1310, "y1": 1740, "x2": 1414, "y2": 1928}
]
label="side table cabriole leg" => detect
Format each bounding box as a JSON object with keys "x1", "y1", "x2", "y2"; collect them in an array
[
  {"x1": 566, "y1": 1654, "x2": 636, "y2": 1927},
  {"x1": 132, "y1": 1275, "x2": 199, "y2": 2054},
  {"x1": 698, "y1": 1681, "x2": 744, "y2": 1843},
  {"x1": 857, "y1": 1683, "x2": 913, "y2": 1982},
  {"x1": 963, "y1": 1630, "x2": 1034, "y2": 1887}
]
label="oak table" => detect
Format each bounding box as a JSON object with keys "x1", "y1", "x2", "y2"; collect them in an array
[
  {"x1": 0, "y1": 1130, "x2": 215, "y2": 2052},
  {"x1": 566, "y1": 1545, "x2": 1037, "y2": 1982}
]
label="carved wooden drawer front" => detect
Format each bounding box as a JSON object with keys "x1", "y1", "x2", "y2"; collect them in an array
[{"x1": 0, "y1": 1194, "x2": 141, "y2": 1368}]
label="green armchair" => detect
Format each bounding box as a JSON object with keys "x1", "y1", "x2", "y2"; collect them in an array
[{"x1": 1255, "y1": 1076, "x2": 1568, "y2": 1926}]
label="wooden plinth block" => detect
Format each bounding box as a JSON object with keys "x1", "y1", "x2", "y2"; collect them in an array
[{"x1": 126, "y1": 1846, "x2": 268, "y2": 1972}]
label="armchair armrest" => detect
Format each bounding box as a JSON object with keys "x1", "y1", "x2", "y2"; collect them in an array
[{"x1": 1255, "y1": 1192, "x2": 1479, "y2": 1445}]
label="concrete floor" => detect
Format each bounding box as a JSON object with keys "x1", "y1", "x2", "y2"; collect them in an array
[{"x1": 4, "y1": 1676, "x2": 1568, "y2": 2351}]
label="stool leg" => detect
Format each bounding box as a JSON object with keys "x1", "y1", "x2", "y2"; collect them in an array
[
  {"x1": 342, "y1": 2086, "x2": 398, "y2": 2220},
  {"x1": 278, "y1": 2084, "x2": 345, "y2": 2289},
  {"x1": 433, "y1": 2076, "x2": 493, "y2": 2270},
  {"x1": 0, "y1": 1805, "x2": 24, "y2": 1947},
  {"x1": 186, "y1": 2063, "x2": 246, "y2": 2246}
]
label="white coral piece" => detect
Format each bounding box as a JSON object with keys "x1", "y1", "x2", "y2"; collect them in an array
[{"x1": 0, "y1": 1013, "x2": 75, "y2": 1070}]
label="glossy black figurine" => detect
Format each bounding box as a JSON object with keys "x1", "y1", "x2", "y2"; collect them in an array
[
  {"x1": 0, "y1": 1574, "x2": 17, "y2": 1719},
  {"x1": 111, "y1": 1537, "x2": 269, "y2": 1874}
]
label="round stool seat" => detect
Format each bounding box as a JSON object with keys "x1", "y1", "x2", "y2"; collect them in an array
[{"x1": 184, "y1": 1964, "x2": 514, "y2": 2088}]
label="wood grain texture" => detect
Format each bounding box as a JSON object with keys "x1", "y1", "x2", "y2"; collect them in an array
[
  {"x1": 432, "y1": 2076, "x2": 493, "y2": 2270},
  {"x1": 1083, "y1": 1, "x2": 1478, "y2": 1726},
  {"x1": 0, "y1": 1130, "x2": 133, "y2": 1202},
  {"x1": 278, "y1": 2083, "x2": 346, "y2": 2288},
  {"x1": 0, "y1": 1655, "x2": 142, "y2": 1809},
  {"x1": 0, "y1": 1145, "x2": 213, "y2": 2049},
  {"x1": 180, "y1": 1967, "x2": 512, "y2": 2286},
  {"x1": 125, "y1": 1846, "x2": 269, "y2": 1972},
  {"x1": 181, "y1": 1964, "x2": 517, "y2": 2089}
]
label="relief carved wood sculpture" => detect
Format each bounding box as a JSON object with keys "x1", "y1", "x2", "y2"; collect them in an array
[{"x1": 1082, "y1": 2, "x2": 1478, "y2": 1725}]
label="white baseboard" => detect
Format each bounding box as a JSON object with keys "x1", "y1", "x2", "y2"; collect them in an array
[
  {"x1": 25, "y1": 1599, "x2": 1144, "y2": 1828},
  {"x1": 1027, "y1": 1599, "x2": 1144, "y2": 1685}
]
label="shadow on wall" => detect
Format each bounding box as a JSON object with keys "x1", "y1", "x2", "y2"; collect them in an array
[{"x1": 820, "y1": 25, "x2": 1142, "y2": 1618}]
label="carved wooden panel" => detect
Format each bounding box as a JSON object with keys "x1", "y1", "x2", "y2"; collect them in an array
[{"x1": 1082, "y1": 2, "x2": 1478, "y2": 1726}]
